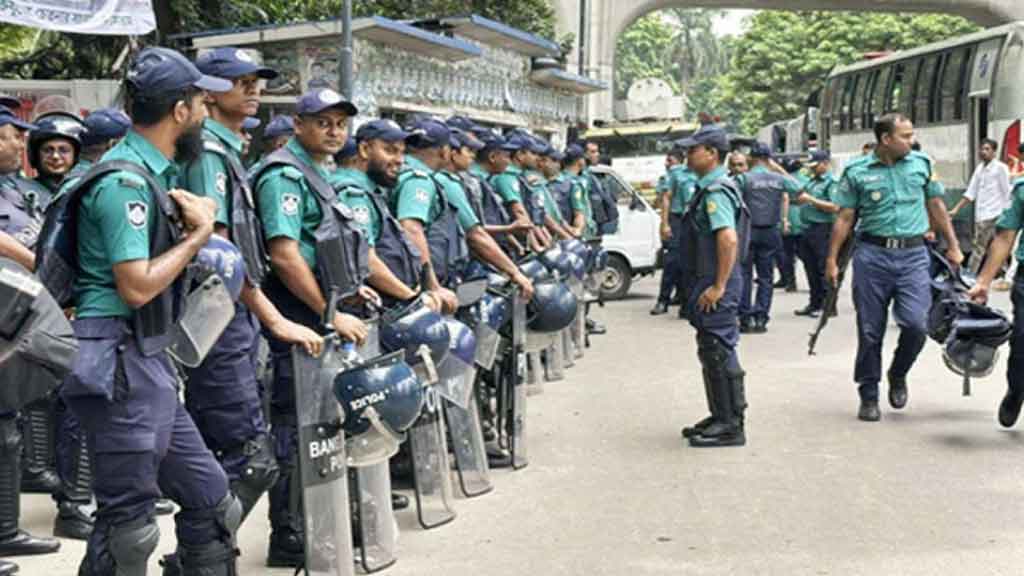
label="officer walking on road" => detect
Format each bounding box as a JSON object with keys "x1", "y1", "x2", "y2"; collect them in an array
[
  {"x1": 251, "y1": 87, "x2": 371, "y2": 567},
  {"x1": 676, "y1": 124, "x2": 749, "y2": 448},
  {"x1": 828, "y1": 113, "x2": 963, "y2": 422},
  {"x1": 62, "y1": 46, "x2": 243, "y2": 575},
  {"x1": 180, "y1": 47, "x2": 324, "y2": 536},
  {"x1": 794, "y1": 150, "x2": 839, "y2": 318},
  {"x1": 734, "y1": 143, "x2": 798, "y2": 333},
  {"x1": 0, "y1": 103, "x2": 59, "y2": 576}
]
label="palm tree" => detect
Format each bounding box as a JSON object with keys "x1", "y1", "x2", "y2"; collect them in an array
[{"x1": 665, "y1": 9, "x2": 732, "y2": 101}]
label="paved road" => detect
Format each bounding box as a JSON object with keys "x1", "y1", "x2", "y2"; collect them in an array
[{"x1": 15, "y1": 276, "x2": 1024, "y2": 575}]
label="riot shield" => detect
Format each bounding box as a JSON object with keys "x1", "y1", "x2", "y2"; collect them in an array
[
  {"x1": 525, "y1": 351, "x2": 544, "y2": 396},
  {"x1": 407, "y1": 387, "x2": 456, "y2": 529},
  {"x1": 292, "y1": 337, "x2": 356, "y2": 576},
  {"x1": 167, "y1": 274, "x2": 235, "y2": 368},
  {"x1": 443, "y1": 394, "x2": 492, "y2": 498},
  {"x1": 546, "y1": 336, "x2": 565, "y2": 382},
  {"x1": 436, "y1": 350, "x2": 477, "y2": 410},
  {"x1": 350, "y1": 461, "x2": 398, "y2": 573},
  {"x1": 561, "y1": 328, "x2": 575, "y2": 368},
  {"x1": 495, "y1": 289, "x2": 528, "y2": 470}
]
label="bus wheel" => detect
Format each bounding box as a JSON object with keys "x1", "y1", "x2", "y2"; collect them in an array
[{"x1": 600, "y1": 254, "x2": 632, "y2": 301}]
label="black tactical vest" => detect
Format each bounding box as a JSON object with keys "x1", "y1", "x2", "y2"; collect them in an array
[
  {"x1": 250, "y1": 147, "x2": 369, "y2": 307},
  {"x1": 742, "y1": 169, "x2": 787, "y2": 228},
  {"x1": 550, "y1": 177, "x2": 575, "y2": 224},
  {"x1": 199, "y1": 137, "x2": 270, "y2": 287},
  {"x1": 682, "y1": 177, "x2": 751, "y2": 280},
  {"x1": 396, "y1": 168, "x2": 467, "y2": 287},
  {"x1": 0, "y1": 176, "x2": 42, "y2": 250},
  {"x1": 516, "y1": 172, "x2": 547, "y2": 226}
]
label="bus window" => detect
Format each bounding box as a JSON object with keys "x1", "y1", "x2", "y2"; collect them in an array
[
  {"x1": 938, "y1": 47, "x2": 970, "y2": 122},
  {"x1": 840, "y1": 74, "x2": 857, "y2": 131},
  {"x1": 870, "y1": 66, "x2": 891, "y2": 125},
  {"x1": 851, "y1": 73, "x2": 868, "y2": 131},
  {"x1": 914, "y1": 55, "x2": 940, "y2": 124},
  {"x1": 897, "y1": 59, "x2": 919, "y2": 116}
]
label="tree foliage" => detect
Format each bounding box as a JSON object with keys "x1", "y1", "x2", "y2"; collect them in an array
[
  {"x1": 711, "y1": 12, "x2": 981, "y2": 133},
  {"x1": 0, "y1": 0, "x2": 558, "y2": 80}
]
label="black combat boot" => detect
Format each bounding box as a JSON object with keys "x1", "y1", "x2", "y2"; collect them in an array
[
  {"x1": 690, "y1": 345, "x2": 746, "y2": 448},
  {"x1": 0, "y1": 417, "x2": 60, "y2": 557},
  {"x1": 0, "y1": 560, "x2": 17, "y2": 575},
  {"x1": 19, "y1": 399, "x2": 58, "y2": 494},
  {"x1": 681, "y1": 366, "x2": 715, "y2": 439},
  {"x1": 53, "y1": 433, "x2": 94, "y2": 540}
]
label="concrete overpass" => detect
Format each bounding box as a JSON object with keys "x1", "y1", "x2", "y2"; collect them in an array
[{"x1": 553, "y1": 0, "x2": 1024, "y2": 124}]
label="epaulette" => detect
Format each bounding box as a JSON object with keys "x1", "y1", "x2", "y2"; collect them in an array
[
  {"x1": 281, "y1": 166, "x2": 304, "y2": 181},
  {"x1": 116, "y1": 173, "x2": 147, "y2": 190}
]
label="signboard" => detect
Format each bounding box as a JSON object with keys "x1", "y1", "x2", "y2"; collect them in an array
[{"x1": 0, "y1": 0, "x2": 155, "y2": 35}]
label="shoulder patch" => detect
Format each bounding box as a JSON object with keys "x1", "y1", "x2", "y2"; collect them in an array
[
  {"x1": 203, "y1": 140, "x2": 227, "y2": 155},
  {"x1": 125, "y1": 200, "x2": 148, "y2": 229},
  {"x1": 706, "y1": 200, "x2": 717, "y2": 214},
  {"x1": 281, "y1": 192, "x2": 300, "y2": 216},
  {"x1": 413, "y1": 170, "x2": 429, "y2": 179},
  {"x1": 215, "y1": 172, "x2": 228, "y2": 196},
  {"x1": 526, "y1": 174, "x2": 541, "y2": 186}
]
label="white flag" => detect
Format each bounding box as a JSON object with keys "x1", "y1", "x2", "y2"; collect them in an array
[{"x1": 0, "y1": 0, "x2": 156, "y2": 35}]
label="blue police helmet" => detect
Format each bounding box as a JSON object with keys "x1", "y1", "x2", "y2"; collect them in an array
[
  {"x1": 560, "y1": 238, "x2": 589, "y2": 261},
  {"x1": 442, "y1": 318, "x2": 476, "y2": 367},
  {"x1": 527, "y1": 280, "x2": 578, "y2": 333},
  {"x1": 194, "y1": 235, "x2": 247, "y2": 300},
  {"x1": 518, "y1": 258, "x2": 552, "y2": 283},
  {"x1": 461, "y1": 259, "x2": 491, "y2": 282},
  {"x1": 28, "y1": 112, "x2": 85, "y2": 170},
  {"x1": 478, "y1": 291, "x2": 511, "y2": 332},
  {"x1": 565, "y1": 252, "x2": 586, "y2": 281},
  {"x1": 380, "y1": 300, "x2": 451, "y2": 368},
  {"x1": 539, "y1": 245, "x2": 574, "y2": 278},
  {"x1": 333, "y1": 351, "x2": 424, "y2": 437}
]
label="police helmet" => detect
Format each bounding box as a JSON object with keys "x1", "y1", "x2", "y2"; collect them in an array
[
  {"x1": 194, "y1": 235, "x2": 246, "y2": 301},
  {"x1": 333, "y1": 350, "x2": 424, "y2": 437},
  {"x1": 526, "y1": 280, "x2": 578, "y2": 333},
  {"x1": 940, "y1": 303, "x2": 1012, "y2": 379},
  {"x1": 478, "y1": 291, "x2": 511, "y2": 332},
  {"x1": 379, "y1": 299, "x2": 451, "y2": 368},
  {"x1": 518, "y1": 258, "x2": 552, "y2": 283},
  {"x1": 539, "y1": 245, "x2": 574, "y2": 279},
  {"x1": 565, "y1": 252, "x2": 586, "y2": 281},
  {"x1": 28, "y1": 112, "x2": 85, "y2": 171}
]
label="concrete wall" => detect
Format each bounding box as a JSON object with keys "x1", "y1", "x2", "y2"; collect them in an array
[{"x1": 556, "y1": 0, "x2": 1024, "y2": 124}]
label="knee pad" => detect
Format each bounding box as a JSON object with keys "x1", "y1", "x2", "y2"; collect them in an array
[
  {"x1": 230, "y1": 435, "x2": 279, "y2": 520},
  {"x1": 108, "y1": 517, "x2": 160, "y2": 576},
  {"x1": 177, "y1": 497, "x2": 241, "y2": 576},
  {"x1": 214, "y1": 493, "x2": 242, "y2": 541}
]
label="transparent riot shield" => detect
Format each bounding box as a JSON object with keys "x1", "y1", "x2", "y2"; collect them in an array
[
  {"x1": 167, "y1": 274, "x2": 235, "y2": 367},
  {"x1": 350, "y1": 461, "x2": 398, "y2": 573},
  {"x1": 292, "y1": 337, "x2": 355, "y2": 576},
  {"x1": 561, "y1": 328, "x2": 575, "y2": 368},
  {"x1": 407, "y1": 388, "x2": 456, "y2": 529},
  {"x1": 525, "y1": 351, "x2": 544, "y2": 396},
  {"x1": 473, "y1": 320, "x2": 501, "y2": 372},
  {"x1": 496, "y1": 289, "x2": 529, "y2": 470},
  {"x1": 546, "y1": 336, "x2": 565, "y2": 382},
  {"x1": 443, "y1": 394, "x2": 492, "y2": 498},
  {"x1": 436, "y1": 351, "x2": 477, "y2": 410}
]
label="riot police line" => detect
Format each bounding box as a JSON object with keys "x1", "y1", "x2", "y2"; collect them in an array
[{"x1": 0, "y1": 45, "x2": 620, "y2": 576}]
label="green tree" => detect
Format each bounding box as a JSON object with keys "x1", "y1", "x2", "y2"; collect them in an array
[
  {"x1": 665, "y1": 9, "x2": 730, "y2": 98},
  {"x1": 0, "y1": 0, "x2": 557, "y2": 80},
  {"x1": 613, "y1": 13, "x2": 678, "y2": 99},
  {"x1": 713, "y1": 12, "x2": 981, "y2": 133}
]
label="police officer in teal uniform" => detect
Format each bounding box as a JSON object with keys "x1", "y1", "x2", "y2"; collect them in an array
[
  {"x1": 562, "y1": 145, "x2": 597, "y2": 239},
  {"x1": 180, "y1": 48, "x2": 323, "y2": 538},
  {"x1": 489, "y1": 133, "x2": 550, "y2": 252},
  {"x1": 537, "y1": 144, "x2": 576, "y2": 241},
  {"x1": 676, "y1": 124, "x2": 749, "y2": 448},
  {"x1": 969, "y1": 170, "x2": 1024, "y2": 427},
  {"x1": 828, "y1": 113, "x2": 962, "y2": 422},
  {"x1": 794, "y1": 150, "x2": 839, "y2": 318},
  {"x1": 734, "y1": 143, "x2": 801, "y2": 333},
  {"x1": 62, "y1": 46, "x2": 244, "y2": 575},
  {"x1": 251, "y1": 88, "x2": 371, "y2": 567},
  {"x1": 675, "y1": 124, "x2": 749, "y2": 448},
  {"x1": 653, "y1": 146, "x2": 697, "y2": 317},
  {"x1": 468, "y1": 131, "x2": 531, "y2": 254},
  {"x1": 776, "y1": 157, "x2": 806, "y2": 293},
  {"x1": 547, "y1": 146, "x2": 589, "y2": 240}
]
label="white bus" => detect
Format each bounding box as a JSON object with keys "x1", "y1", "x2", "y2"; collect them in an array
[
  {"x1": 757, "y1": 109, "x2": 820, "y2": 155},
  {"x1": 821, "y1": 23, "x2": 1024, "y2": 195}
]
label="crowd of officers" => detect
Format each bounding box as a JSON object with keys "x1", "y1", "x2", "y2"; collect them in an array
[
  {"x1": 654, "y1": 111, "x2": 1024, "y2": 438},
  {"x1": 0, "y1": 45, "x2": 619, "y2": 576}
]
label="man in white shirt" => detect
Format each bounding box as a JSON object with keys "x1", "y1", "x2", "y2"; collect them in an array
[{"x1": 951, "y1": 138, "x2": 1013, "y2": 279}]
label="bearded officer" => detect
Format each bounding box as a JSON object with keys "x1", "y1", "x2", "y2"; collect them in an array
[
  {"x1": 63, "y1": 47, "x2": 244, "y2": 575},
  {"x1": 0, "y1": 104, "x2": 60, "y2": 574},
  {"x1": 676, "y1": 124, "x2": 749, "y2": 448},
  {"x1": 177, "y1": 48, "x2": 324, "y2": 535},
  {"x1": 251, "y1": 87, "x2": 370, "y2": 568},
  {"x1": 827, "y1": 113, "x2": 962, "y2": 422}
]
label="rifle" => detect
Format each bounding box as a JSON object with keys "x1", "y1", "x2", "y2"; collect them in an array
[{"x1": 808, "y1": 221, "x2": 857, "y2": 356}]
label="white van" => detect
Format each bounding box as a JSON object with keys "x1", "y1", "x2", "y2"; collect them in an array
[{"x1": 588, "y1": 165, "x2": 662, "y2": 300}]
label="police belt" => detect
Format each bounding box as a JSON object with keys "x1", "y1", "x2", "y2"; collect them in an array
[
  {"x1": 752, "y1": 223, "x2": 779, "y2": 229},
  {"x1": 859, "y1": 233, "x2": 924, "y2": 250}
]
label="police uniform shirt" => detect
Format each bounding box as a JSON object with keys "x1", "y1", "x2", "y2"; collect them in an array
[
  {"x1": 786, "y1": 173, "x2": 809, "y2": 235},
  {"x1": 255, "y1": 137, "x2": 325, "y2": 270},
  {"x1": 434, "y1": 170, "x2": 482, "y2": 232},
  {"x1": 834, "y1": 151, "x2": 944, "y2": 238},
  {"x1": 692, "y1": 165, "x2": 739, "y2": 235},
  {"x1": 391, "y1": 155, "x2": 443, "y2": 227},
  {"x1": 667, "y1": 164, "x2": 697, "y2": 215},
  {"x1": 184, "y1": 118, "x2": 244, "y2": 227},
  {"x1": 469, "y1": 163, "x2": 490, "y2": 181},
  {"x1": 328, "y1": 167, "x2": 380, "y2": 245},
  {"x1": 802, "y1": 172, "x2": 838, "y2": 225},
  {"x1": 489, "y1": 164, "x2": 525, "y2": 205},
  {"x1": 571, "y1": 172, "x2": 597, "y2": 237},
  {"x1": 75, "y1": 130, "x2": 174, "y2": 319},
  {"x1": 995, "y1": 179, "x2": 1024, "y2": 262}
]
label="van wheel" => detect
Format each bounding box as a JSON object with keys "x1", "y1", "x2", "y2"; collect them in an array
[{"x1": 600, "y1": 254, "x2": 632, "y2": 300}]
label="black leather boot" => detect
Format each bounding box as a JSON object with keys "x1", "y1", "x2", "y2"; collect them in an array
[
  {"x1": 0, "y1": 417, "x2": 60, "y2": 557},
  {"x1": 681, "y1": 367, "x2": 715, "y2": 439},
  {"x1": 689, "y1": 340, "x2": 746, "y2": 448},
  {"x1": 19, "y1": 399, "x2": 58, "y2": 494},
  {"x1": 53, "y1": 432, "x2": 94, "y2": 540},
  {"x1": 0, "y1": 560, "x2": 17, "y2": 575}
]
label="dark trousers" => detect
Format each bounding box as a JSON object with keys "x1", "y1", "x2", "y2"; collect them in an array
[
  {"x1": 64, "y1": 318, "x2": 229, "y2": 549},
  {"x1": 1007, "y1": 270, "x2": 1024, "y2": 396},
  {"x1": 740, "y1": 227, "x2": 781, "y2": 322},
  {"x1": 688, "y1": 272, "x2": 743, "y2": 354},
  {"x1": 851, "y1": 243, "x2": 931, "y2": 401},
  {"x1": 183, "y1": 302, "x2": 267, "y2": 483},
  {"x1": 54, "y1": 393, "x2": 85, "y2": 504},
  {"x1": 800, "y1": 223, "x2": 832, "y2": 310},
  {"x1": 778, "y1": 233, "x2": 801, "y2": 285},
  {"x1": 657, "y1": 213, "x2": 685, "y2": 304}
]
